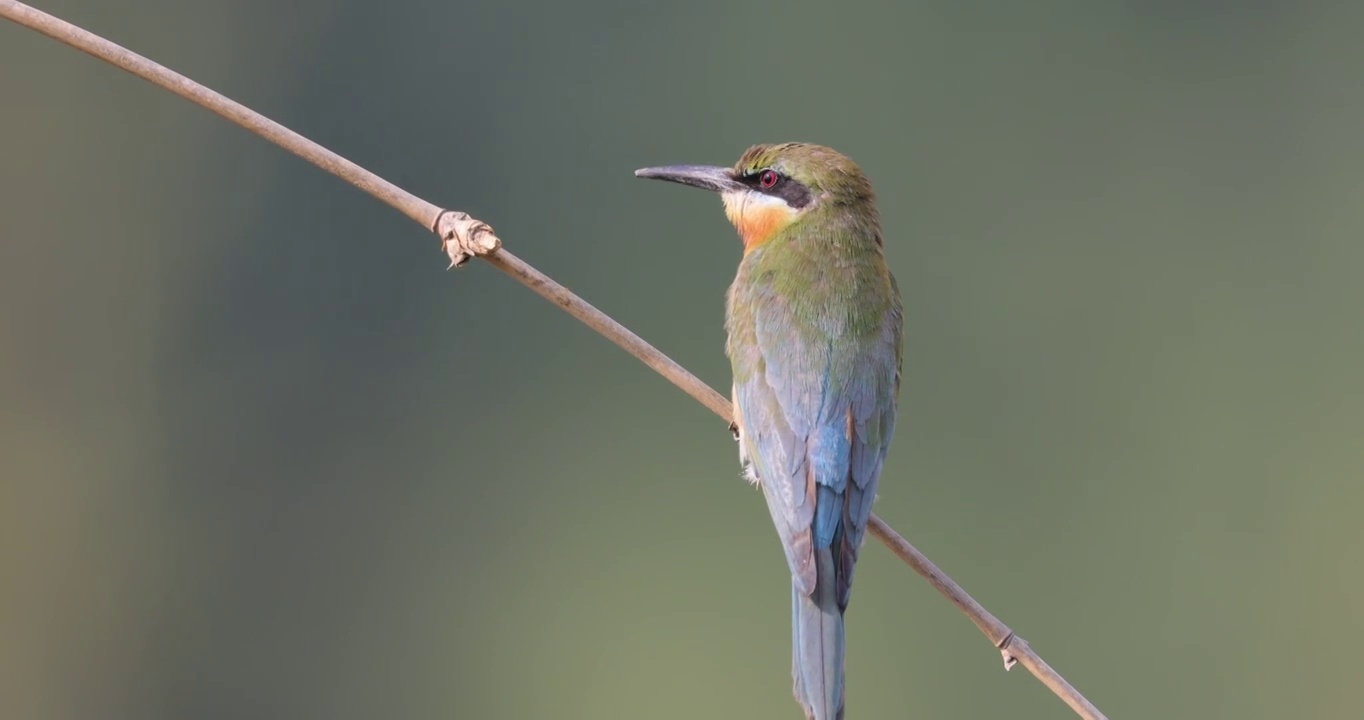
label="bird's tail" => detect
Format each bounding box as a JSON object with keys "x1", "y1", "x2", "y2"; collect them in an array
[{"x1": 791, "y1": 546, "x2": 845, "y2": 720}]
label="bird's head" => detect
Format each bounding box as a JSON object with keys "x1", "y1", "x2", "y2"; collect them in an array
[{"x1": 635, "y1": 142, "x2": 875, "y2": 252}]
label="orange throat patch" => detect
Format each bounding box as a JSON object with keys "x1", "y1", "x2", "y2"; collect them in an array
[{"x1": 723, "y1": 192, "x2": 797, "y2": 252}]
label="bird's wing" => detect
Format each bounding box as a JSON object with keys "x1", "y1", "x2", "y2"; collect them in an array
[
  {"x1": 736, "y1": 295, "x2": 901, "y2": 604},
  {"x1": 734, "y1": 326, "x2": 823, "y2": 597},
  {"x1": 841, "y1": 306, "x2": 901, "y2": 606}
]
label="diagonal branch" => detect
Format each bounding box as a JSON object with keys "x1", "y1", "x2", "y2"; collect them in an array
[{"x1": 0, "y1": 2, "x2": 1106, "y2": 718}]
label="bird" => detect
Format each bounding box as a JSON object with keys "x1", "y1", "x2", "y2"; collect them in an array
[{"x1": 635, "y1": 143, "x2": 903, "y2": 720}]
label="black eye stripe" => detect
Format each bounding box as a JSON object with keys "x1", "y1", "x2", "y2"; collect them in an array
[{"x1": 740, "y1": 168, "x2": 813, "y2": 209}]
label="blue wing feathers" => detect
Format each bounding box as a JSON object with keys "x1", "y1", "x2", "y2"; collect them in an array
[
  {"x1": 738, "y1": 294, "x2": 897, "y2": 610},
  {"x1": 730, "y1": 244, "x2": 901, "y2": 618}
]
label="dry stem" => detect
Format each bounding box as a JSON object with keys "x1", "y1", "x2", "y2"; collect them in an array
[{"x1": 0, "y1": 2, "x2": 1106, "y2": 718}]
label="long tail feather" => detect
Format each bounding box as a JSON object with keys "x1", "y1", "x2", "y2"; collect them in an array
[{"x1": 791, "y1": 546, "x2": 844, "y2": 720}]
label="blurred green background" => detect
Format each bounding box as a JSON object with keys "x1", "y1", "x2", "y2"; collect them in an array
[{"x1": 3, "y1": 1, "x2": 1362, "y2": 718}]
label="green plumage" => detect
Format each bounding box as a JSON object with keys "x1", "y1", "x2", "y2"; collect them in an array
[
  {"x1": 636, "y1": 143, "x2": 903, "y2": 720},
  {"x1": 727, "y1": 146, "x2": 902, "y2": 720}
]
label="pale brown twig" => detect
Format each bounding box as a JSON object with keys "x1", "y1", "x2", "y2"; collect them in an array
[{"x1": 0, "y1": 2, "x2": 1106, "y2": 718}]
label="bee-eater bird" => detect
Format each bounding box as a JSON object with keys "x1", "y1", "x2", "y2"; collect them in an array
[{"x1": 636, "y1": 143, "x2": 903, "y2": 720}]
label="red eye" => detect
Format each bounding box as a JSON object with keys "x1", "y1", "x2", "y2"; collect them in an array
[{"x1": 759, "y1": 170, "x2": 780, "y2": 189}]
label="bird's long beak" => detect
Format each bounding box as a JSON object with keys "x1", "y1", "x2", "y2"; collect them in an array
[{"x1": 634, "y1": 164, "x2": 742, "y2": 193}]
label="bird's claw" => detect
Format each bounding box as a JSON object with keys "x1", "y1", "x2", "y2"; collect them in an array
[{"x1": 728, "y1": 421, "x2": 740, "y2": 441}]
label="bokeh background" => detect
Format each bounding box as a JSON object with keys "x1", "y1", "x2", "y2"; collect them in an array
[{"x1": 3, "y1": 1, "x2": 1362, "y2": 718}]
